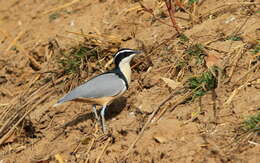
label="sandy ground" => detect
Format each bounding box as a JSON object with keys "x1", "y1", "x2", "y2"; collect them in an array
[{"x1": 0, "y1": 0, "x2": 260, "y2": 162}]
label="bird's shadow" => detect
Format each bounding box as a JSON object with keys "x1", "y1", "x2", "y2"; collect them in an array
[{"x1": 60, "y1": 97, "x2": 127, "y2": 129}]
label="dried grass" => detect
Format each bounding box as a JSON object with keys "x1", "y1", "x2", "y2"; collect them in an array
[
  {"x1": 0, "y1": 31, "x2": 121, "y2": 147},
  {"x1": 42, "y1": 0, "x2": 81, "y2": 15},
  {"x1": 1, "y1": 0, "x2": 259, "y2": 161}
]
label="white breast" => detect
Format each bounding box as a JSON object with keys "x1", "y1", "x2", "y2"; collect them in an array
[{"x1": 119, "y1": 63, "x2": 131, "y2": 84}]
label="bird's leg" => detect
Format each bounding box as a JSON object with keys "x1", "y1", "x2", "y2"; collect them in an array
[
  {"x1": 92, "y1": 104, "x2": 100, "y2": 121},
  {"x1": 100, "y1": 105, "x2": 108, "y2": 134}
]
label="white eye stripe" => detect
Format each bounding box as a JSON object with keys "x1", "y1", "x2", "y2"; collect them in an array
[{"x1": 114, "y1": 49, "x2": 135, "y2": 58}]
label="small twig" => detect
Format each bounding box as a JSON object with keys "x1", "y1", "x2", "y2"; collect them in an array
[
  {"x1": 217, "y1": 68, "x2": 222, "y2": 88},
  {"x1": 138, "y1": 2, "x2": 173, "y2": 28},
  {"x1": 200, "y1": 2, "x2": 260, "y2": 19},
  {"x1": 5, "y1": 30, "x2": 25, "y2": 53},
  {"x1": 0, "y1": 103, "x2": 9, "y2": 107},
  {"x1": 85, "y1": 126, "x2": 98, "y2": 163},
  {"x1": 124, "y1": 92, "x2": 176, "y2": 156},
  {"x1": 0, "y1": 107, "x2": 34, "y2": 145},
  {"x1": 132, "y1": 33, "x2": 179, "y2": 69},
  {"x1": 46, "y1": 115, "x2": 55, "y2": 130},
  {"x1": 204, "y1": 45, "x2": 229, "y2": 54},
  {"x1": 85, "y1": 137, "x2": 96, "y2": 163},
  {"x1": 0, "y1": 90, "x2": 54, "y2": 145},
  {"x1": 65, "y1": 30, "x2": 122, "y2": 43},
  {"x1": 164, "y1": 0, "x2": 181, "y2": 33},
  {"x1": 42, "y1": 0, "x2": 81, "y2": 15},
  {"x1": 155, "y1": 91, "x2": 192, "y2": 122},
  {"x1": 234, "y1": 61, "x2": 260, "y2": 84},
  {"x1": 153, "y1": 65, "x2": 173, "y2": 72},
  {"x1": 71, "y1": 142, "x2": 82, "y2": 155},
  {"x1": 175, "y1": 0, "x2": 200, "y2": 23},
  {"x1": 0, "y1": 28, "x2": 11, "y2": 49},
  {"x1": 231, "y1": 16, "x2": 251, "y2": 38},
  {"x1": 155, "y1": 83, "x2": 209, "y2": 122},
  {"x1": 224, "y1": 83, "x2": 248, "y2": 106},
  {"x1": 248, "y1": 140, "x2": 260, "y2": 146},
  {"x1": 95, "y1": 137, "x2": 111, "y2": 163},
  {"x1": 228, "y1": 46, "x2": 244, "y2": 81},
  {"x1": 0, "y1": 28, "x2": 10, "y2": 39}
]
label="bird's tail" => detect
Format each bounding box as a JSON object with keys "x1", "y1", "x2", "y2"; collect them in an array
[
  {"x1": 53, "y1": 102, "x2": 62, "y2": 107},
  {"x1": 53, "y1": 92, "x2": 75, "y2": 107},
  {"x1": 52, "y1": 98, "x2": 65, "y2": 107}
]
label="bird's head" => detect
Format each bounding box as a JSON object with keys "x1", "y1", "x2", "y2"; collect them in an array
[{"x1": 114, "y1": 48, "x2": 141, "y2": 67}]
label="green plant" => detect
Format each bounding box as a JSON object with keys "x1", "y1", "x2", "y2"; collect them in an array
[
  {"x1": 176, "y1": 60, "x2": 187, "y2": 68},
  {"x1": 243, "y1": 113, "x2": 260, "y2": 132},
  {"x1": 178, "y1": 34, "x2": 189, "y2": 43},
  {"x1": 188, "y1": 70, "x2": 217, "y2": 99},
  {"x1": 226, "y1": 35, "x2": 242, "y2": 41},
  {"x1": 58, "y1": 45, "x2": 99, "y2": 74},
  {"x1": 185, "y1": 44, "x2": 205, "y2": 64},
  {"x1": 10, "y1": 46, "x2": 17, "y2": 51},
  {"x1": 49, "y1": 12, "x2": 60, "y2": 22},
  {"x1": 188, "y1": 0, "x2": 199, "y2": 5},
  {"x1": 250, "y1": 44, "x2": 260, "y2": 54}
]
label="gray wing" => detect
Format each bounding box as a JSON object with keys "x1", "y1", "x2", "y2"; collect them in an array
[{"x1": 56, "y1": 73, "x2": 126, "y2": 105}]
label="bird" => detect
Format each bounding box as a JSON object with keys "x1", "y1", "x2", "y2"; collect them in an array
[{"x1": 53, "y1": 48, "x2": 141, "y2": 133}]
